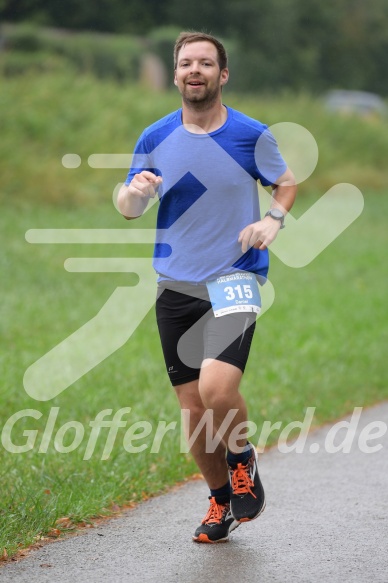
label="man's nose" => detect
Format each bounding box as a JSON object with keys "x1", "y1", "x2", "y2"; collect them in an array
[{"x1": 188, "y1": 61, "x2": 200, "y2": 74}]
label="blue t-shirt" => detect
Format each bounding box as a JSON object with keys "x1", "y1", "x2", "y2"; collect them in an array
[{"x1": 125, "y1": 106, "x2": 287, "y2": 283}]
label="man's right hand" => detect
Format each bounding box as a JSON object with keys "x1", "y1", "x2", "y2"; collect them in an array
[
  {"x1": 118, "y1": 171, "x2": 163, "y2": 219},
  {"x1": 128, "y1": 171, "x2": 163, "y2": 198}
]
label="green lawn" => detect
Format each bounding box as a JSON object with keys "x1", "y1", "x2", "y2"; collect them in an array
[
  {"x1": 1, "y1": 191, "x2": 387, "y2": 557},
  {"x1": 1, "y1": 71, "x2": 387, "y2": 558}
]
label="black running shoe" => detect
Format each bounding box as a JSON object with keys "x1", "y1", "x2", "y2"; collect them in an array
[
  {"x1": 228, "y1": 446, "x2": 266, "y2": 522},
  {"x1": 193, "y1": 497, "x2": 240, "y2": 543}
]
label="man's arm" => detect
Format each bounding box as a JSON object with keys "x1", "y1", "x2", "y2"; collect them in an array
[
  {"x1": 238, "y1": 167, "x2": 297, "y2": 252},
  {"x1": 117, "y1": 171, "x2": 162, "y2": 220}
]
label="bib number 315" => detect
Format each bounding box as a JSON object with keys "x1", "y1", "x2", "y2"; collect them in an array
[
  {"x1": 224, "y1": 284, "x2": 253, "y2": 301},
  {"x1": 206, "y1": 272, "x2": 261, "y2": 318}
]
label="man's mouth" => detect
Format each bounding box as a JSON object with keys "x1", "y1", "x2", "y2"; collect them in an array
[{"x1": 187, "y1": 80, "x2": 205, "y2": 86}]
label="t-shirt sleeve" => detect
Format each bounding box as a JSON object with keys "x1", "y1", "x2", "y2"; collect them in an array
[
  {"x1": 254, "y1": 127, "x2": 287, "y2": 187},
  {"x1": 124, "y1": 131, "x2": 159, "y2": 186}
]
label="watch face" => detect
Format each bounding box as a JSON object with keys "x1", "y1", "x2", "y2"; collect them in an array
[{"x1": 270, "y1": 209, "x2": 284, "y2": 219}]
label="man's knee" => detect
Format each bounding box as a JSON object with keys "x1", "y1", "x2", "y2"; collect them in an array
[
  {"x1": 199, "y1": 362, "x2": 241, "y2": 408},
  {"x1": 198, "y1": 379, "x2": 232, "y2": 411},
  {"x1": 174, "y1": 381, "x2": 207, "y2": 424}
]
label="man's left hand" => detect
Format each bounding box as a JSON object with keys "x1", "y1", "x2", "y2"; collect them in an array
[{"x1": 238, "y1": 216, "x2": 281, "y2": 253}]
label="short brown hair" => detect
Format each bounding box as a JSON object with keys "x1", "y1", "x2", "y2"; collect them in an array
[{"x1": 174, "y1": 31, "x2": 228, "y2": 71}]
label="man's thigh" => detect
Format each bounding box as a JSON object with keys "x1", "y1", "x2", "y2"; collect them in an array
[
  {"x1": 156, "y1": 286, "x2": 257, "y2": 384},
  {"x1": 203, "y1": 311, "x2": 257, "y2": 373},
  {"x1": 155, "y1": 287, "x2": 211, "y2": 386}
]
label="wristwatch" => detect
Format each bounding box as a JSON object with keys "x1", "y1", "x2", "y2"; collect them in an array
[{"x1": 264, "y1": 208, "x2": 285, "y2": 229}]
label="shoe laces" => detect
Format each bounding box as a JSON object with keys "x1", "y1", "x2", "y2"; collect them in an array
[
  {"x1": 231, "y1": 461, "x2": 257, "y2": 498},
  {"x1": 202, "y1": 497, "x2": 228, "y2": 525}
]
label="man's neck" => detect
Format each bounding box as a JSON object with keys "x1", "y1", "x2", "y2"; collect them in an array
[{"x1": 181, "y1": 102, "x2": 227, "y2": 134}]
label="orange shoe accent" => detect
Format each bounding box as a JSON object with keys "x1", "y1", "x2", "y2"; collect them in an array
[
  {"x1": 201, "y1": 497, "x2": 226, "y2": 524},
  {"x1": 193, "y1": 533, "x2": 228, "y2": 544},
  {"x1": 236, "y1": 500, "x2": 266, "y2": 523},
  {"x1": 231, "y1": 462, "x2": 257, "y2": 498}
]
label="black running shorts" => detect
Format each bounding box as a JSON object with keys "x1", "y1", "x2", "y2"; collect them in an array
[{"x1": 156, "y1": 282, "x2": 256, "y2": 386}]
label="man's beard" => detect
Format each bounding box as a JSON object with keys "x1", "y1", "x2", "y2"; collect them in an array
[{"x1": 181, "y1": 79, "x2": 221, "y2": 111}]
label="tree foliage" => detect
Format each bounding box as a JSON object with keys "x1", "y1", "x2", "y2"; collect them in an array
[{"x1": 1, "y1": 0, "x2": 388, "y2": 94}]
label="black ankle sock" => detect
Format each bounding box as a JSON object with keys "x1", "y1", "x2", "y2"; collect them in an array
[
  {"x1": 226, "y1": 441, "x2": 252, "y2": 467},
  {"x1": 210, "y1": 481, "x2": 231, "y2": 504}
]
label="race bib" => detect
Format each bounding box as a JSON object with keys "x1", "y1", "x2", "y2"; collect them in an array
[{"x1": 206, "y1": 272, "x2": 261, "y2": 318}]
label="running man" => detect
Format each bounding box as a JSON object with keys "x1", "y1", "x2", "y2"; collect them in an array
[{"x1": 118, "y1": 31, "x2": 297, "y2": 543}]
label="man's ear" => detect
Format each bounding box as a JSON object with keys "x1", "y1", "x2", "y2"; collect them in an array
[
  {"x1": 220, "y1": 68, "x2": 229, "y2": 86},
  {"x1": 173, "y1": 71, "x2": 178, "y2": 86}
]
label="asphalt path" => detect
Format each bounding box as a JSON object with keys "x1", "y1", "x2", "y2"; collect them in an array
[{"x1": 1, "y1": 402, "x2": 387, "y2": 583}]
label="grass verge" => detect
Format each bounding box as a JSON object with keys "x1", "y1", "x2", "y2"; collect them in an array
[{"x1": 1, "y1": 190, "x2": 387, "y2": 558}]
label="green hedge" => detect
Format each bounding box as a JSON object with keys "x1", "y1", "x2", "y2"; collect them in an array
[{"x1": 1, "y1": 23, "x2": 144, "y2": 81}]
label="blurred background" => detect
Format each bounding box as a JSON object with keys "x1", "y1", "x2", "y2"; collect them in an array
[
  {"x1": 1, "y1": 0, "x2": 388, "y2": 94},
  {"x1": 0, "y1": 0, "x2": 387, "y2": 560},
  {"x1": 1, "y1": 0, "x2": 388, "y2": 206}
]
